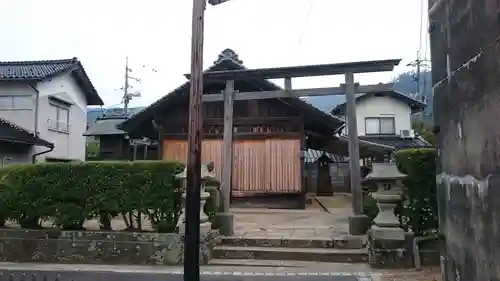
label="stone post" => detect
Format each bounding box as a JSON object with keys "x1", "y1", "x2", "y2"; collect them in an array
[
  {"x1": 175, "y1": 164, "x2": 213, "y2": 234},
  {"x1": 365, "y1": 163, "x2": 412, "y2": 268}
]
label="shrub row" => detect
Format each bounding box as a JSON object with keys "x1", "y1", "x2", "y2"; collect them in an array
[
  {"x1": 395, "y1": 148, "x2": 438, "y2": 236},
  {"x1": 0, "y1": 161, "x2": 186, "y2": 233}
]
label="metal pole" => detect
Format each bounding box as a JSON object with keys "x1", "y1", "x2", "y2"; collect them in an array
[
  {"x1": 184, "y1": 0, "x2": 206, "y2": 280},
  {"x1": 345, "y1": 72, "x2": 366, "y2": 235}
]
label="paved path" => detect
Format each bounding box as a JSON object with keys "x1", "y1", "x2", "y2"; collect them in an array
[
  {"x1": 0, "y1": 270, "x2": 366, "y2": 281},
  {"x1": 0, "y1": 264, "x2": 372, "y2": 281},
  {"x1": 232, "y1": 208, "x2": 352, "y2": 238}
]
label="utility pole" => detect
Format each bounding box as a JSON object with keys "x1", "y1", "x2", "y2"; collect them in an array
[
  {"x1": 184, "y1": 1, "x2": 231, "y2": 281},
  {"x1": 122, "y1": 56, "x2": 141, "y2": 116},
  {"x1": 407, "y1": 51, "x2": 430, "y2": 120},
  {"x1": 184, "y1": 1, "x2": 206, "y2": 281}
]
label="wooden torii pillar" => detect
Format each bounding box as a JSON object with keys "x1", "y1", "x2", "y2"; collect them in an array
[{"x1": 187, "y1": 59, "x2": 401, "y2": 235}]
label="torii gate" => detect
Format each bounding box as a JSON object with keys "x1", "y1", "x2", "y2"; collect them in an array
[
  {"x1": 187, "y1": 60, "x2": 401, "y2": 237},
  {"x1": 183, "y1": 0, "x2": 400, "y2": 279}
]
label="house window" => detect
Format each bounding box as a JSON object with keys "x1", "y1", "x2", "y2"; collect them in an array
[
  {"x1": 48, "y1": 103, "x2": 70, "y2": 133},
  {"x1": 0, "y1": 96, "x2": 33, "y2": 110},
  {"x1": 365, "y1": 117, "x2": 395, "y2": 135}
]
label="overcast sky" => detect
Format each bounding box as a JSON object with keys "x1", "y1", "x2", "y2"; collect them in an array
[{"x1": 1, "y1": 0, "x2": 429, "y2": 108}]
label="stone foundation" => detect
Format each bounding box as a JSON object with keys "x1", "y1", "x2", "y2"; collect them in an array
[
  {"x1": 0, "y1": 228, "x2": 219, "y2": 265},
  {"x1": 367, "y1": 231, "x2": 441, "y2": 269}
]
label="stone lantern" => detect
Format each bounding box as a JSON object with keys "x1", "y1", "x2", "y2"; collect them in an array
[
  {"x1": 175, "y1": 164, "x2": 215, "y2": 235},
  {"x1": 365, "y1": 162, "x2": 406, "y2": 229},
  {"x1": 364, "y1": 162, "x2": 409, "y2": 268}
]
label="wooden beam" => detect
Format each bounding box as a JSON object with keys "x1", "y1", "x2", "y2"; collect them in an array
[
  {"x1": 185, "y1": 59, "x2": 401, "y2": 81},
  {"x1": 164, "y1": 117, "x2": 302, "y2": 127},
  {"x1": 163, "y1": 132, "x2": 301, "y2": 140},
  {"x1": 202, "y1": 83, "x2": 394, "y2": 102}
]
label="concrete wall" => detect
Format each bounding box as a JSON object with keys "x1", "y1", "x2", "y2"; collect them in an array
[
  {"x1": 341, "y1": 95, "x2": 412, "y2": 136},
  {"x1": 429, "y1": 0, "x2": 500, "y2": 280}
]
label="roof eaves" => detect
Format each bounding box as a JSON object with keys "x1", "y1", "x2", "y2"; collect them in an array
[
  {"x1": 120, "y1": 58, "x2": 236, "y2": 130},
  {"x1": 0, "y1": 118, "x2": 54, "y2": 148},
  {"x1": 121, "y1": 52, "x2": 345, "y2": 133}
]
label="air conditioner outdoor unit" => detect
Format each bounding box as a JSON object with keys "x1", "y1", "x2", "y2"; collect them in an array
[{"x1": 400, "y1": 129, "x2": 415, "y2": 139}]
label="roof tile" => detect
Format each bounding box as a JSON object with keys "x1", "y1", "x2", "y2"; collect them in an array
[{"x1": 0, "y1": 58, "x2": 76, "y2": 80}]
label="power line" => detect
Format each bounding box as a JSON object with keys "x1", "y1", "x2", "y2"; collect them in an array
[
  {"x1": 119, "y1": 58, "x2": 161, "y2": 115},
  {"x1": 418, "y1": 0, "x2": 425, "y2": 53},
  {"x1": 296, "y1": 0, "x2": 314, "y2": 48}
]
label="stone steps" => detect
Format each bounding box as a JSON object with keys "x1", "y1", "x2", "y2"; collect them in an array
[
  {"x1": 213, "y1": 245, "x2": 368, "y2": 263},
  {"x1": 220, "y1": 235, "x2": 366, "y2": 249},
  {"x1": 209, "y1": 258, "x2": 373, "y2": 271}
]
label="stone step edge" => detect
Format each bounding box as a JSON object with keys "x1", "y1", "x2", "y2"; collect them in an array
[
  {"x1": 222, "y1": 235, "x2": 366, "y2": 241},
  {"x1": 220, "y1": 235, "x2": 366, "y2": 249},
  {"x1": 209, "y1": 258, "x2": 369, "y2": 268},
  {"x1": 214, "y1": 245, "x2": 368, "y2": 254}
]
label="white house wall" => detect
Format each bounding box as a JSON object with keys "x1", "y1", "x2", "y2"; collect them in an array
[
  {"x1": 342, "y1": 95, "x2": 412, "y2": 136},
  {"x1": 0, "y1": 83, "x2": 37, "y2": 131},
  {"x1": 35, "y1": 74, "x2": 88, "y2": 161}
]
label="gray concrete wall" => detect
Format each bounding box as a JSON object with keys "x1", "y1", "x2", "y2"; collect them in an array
[{"x1": 429, "y1": 0, "x2": 500, "y2": 280}]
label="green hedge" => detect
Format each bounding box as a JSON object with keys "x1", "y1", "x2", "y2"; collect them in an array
[
  {"x1": 0, "y1": 161, "x2": 184, "y2": 233},
  {"x1": 395, "y1": 148, "x2": 438, "y2": 236}
]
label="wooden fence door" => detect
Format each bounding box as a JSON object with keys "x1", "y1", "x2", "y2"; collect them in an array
[{"x1": 163, "y1": 138, "x2": 301, "y2": 196}]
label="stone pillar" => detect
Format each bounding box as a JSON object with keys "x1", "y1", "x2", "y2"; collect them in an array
[
  {"x1": 365, "y1": 163, "x2": 412, "y2": 268},
  {"x1": 175, "y1": 164, "x2": 213, "y2": 234},
  {"x1": 344, "y1": 73, "x2": 369, "y2": 235}
]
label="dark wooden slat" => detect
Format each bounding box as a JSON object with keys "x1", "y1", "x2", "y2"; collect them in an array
[
  {"x1": 163, "y1": 132, "x2": 301, "y2": 140},
  {"x1": 163, "y1": 117, "x2": 302, "y2": 127}
]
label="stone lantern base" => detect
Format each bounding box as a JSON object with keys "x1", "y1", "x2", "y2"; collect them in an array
[
  {"x1": 177, "y1": 191, "x2": 212, "y2": 235},
  {"x1": 367, "y1": 227, "x2": 415, "y2": 268}
]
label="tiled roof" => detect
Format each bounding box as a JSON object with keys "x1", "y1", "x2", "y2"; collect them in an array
[
  {"x1": 0, "y1": 58, "x2": 76, "y2": 80},
  {"x1": 87, "y1": 107, "x2": 145, "y2": 127},
  {"x1": 0, "y1": 117, "x2": 53, "y2": 148},
  {"x1": 120, "y1": 49, "x2": 344, "y2": 133},
  {"x1": 84, "y1": 115, "x2": 128, "y2": 136},
  {"x1": 304, "y1": 149, "x2": 347, "y2": 163},
  {"x1": 359, "y1": 135, "x2": 432, "y2": 150},
  {"x1": 0, "y1": 58, "x2": 103, "y2": 106}
]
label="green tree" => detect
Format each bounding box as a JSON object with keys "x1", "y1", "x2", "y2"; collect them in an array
[{"x1": 412, "y1": 120, "x2": 436, "y2": 146}]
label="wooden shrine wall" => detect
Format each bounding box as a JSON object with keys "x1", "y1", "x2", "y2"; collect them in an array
[{"x1": 163, "y1": 139, "x2": 301, "y2": 196}]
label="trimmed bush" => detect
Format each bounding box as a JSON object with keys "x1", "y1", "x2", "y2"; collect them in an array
[
  {"x1": 0, "y1": 161, "x2": 184, "y2": 233},
  {"x1": 363, "y1": 193, "x2": 379, "y2": 221},
  {"x1": 395, "y1": 148, "x2": 438, "y2": 236}
]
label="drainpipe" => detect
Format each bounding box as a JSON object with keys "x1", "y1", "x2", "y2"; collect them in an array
[
  {"x1": 31, "y1": 146, "x2": 54, "y2": 164},
  {"x1": 27, "y1": 83, "x2": 40, "y2": 135}
]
